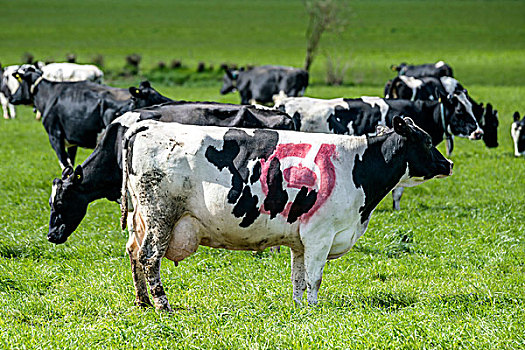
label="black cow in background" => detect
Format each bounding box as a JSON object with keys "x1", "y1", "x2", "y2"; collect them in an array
[
  {"x1": 220, "y1": 65, "x2": 309, "y2": 105},
  {"x1": 391, "y1": 61, "x2": 454, "y2": 78},
  {"x1": 14, "y1": 68, "x2": 137, "y2": 168},
  {"x1": 129, "y1": 81, "x2": 173, "y2": 109}
]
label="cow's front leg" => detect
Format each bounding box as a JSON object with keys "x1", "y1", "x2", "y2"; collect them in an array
[
  {"x1": 0, "y1": 93, "x2": 9, "y2": 119},
  {"x1": 302, "y1": 236, "x2": 332, "y2": 306},
  {"x1": 126, "y1": 222, "x2": 152, "y2": 308},
  {"x1": 138, "y1": 219, "x2": 173, "y2": 312},
  {"x1": 445, "y1": 136, "x2": 454, "y2": 156},
  {"x1": 392, "y1": 187, "x2": 405, "y2": 211},
  {"x1": 67, "y1": 146, "x2": 78, "y2": 166},
  {"x1": 290, "y1": 248, "x2": 306, "y2": 306},
  {"x1": 45, "y1": 125, "x2": 72, "y2": 169}
]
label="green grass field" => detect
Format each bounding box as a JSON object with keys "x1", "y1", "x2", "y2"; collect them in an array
[{"x1": 1, "y1": 1, "x2": 525, "y2": 348}]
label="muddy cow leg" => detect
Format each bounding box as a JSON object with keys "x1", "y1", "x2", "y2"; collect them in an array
[
  {"x1": 138, "y1": 215, "x2": 174, "y2": 312},
  {"x1": 126, "y1": 221, "x2": 152, "y2": 308}
]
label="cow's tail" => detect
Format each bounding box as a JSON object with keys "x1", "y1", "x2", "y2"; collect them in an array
[{"x1": 120, "y1": 123, "x2": 149, "y2": 230}]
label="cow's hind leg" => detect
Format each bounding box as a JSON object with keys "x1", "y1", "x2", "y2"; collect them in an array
[
  {"x1": 138, "y1": 219, "x2": 174, "y2": 312},
  {"x1": 126, "y1": 222, "x2": 152, "y2": 308},
  {"x1": 290, "y1": 248, "x2": 306, "y2": 306}
]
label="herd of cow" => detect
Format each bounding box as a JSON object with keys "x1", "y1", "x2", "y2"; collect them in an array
[{"x1": 1, "y1": 60, "x2": 523, "y2": 312}]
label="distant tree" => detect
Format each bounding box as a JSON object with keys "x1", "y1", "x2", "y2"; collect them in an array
[{"x1": 303, "y1": 0, "x2": 349, "y2": 72}]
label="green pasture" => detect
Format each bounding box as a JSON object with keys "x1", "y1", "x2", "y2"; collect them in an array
[{"x1": 1, "y1": 0, "x2": 525, "y2": 348}]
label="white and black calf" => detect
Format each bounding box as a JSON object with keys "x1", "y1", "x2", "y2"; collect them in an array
[
  {"x1": 220, "y1": 65, "x2": 309, "y2": 105},
  {"x1": 112, "y1": 118, "x2": 451, "y2": 311},
  {"x1": 391, "y1": 61, "x2": 454, "y2": 78},
  {"x1": 0, "y1": 64, "x2": 36, "y2": 118},
  {"x1": 512, "y1": 112, "x2": 525, "y2": 157},
  {"x1": 47, "y1": 103, "x2": 297, "y2": 244}
]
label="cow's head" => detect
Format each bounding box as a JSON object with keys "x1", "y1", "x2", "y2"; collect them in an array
[
  {"x1": 129, "y1": 81, "x2": 172, "y2": 109},
  {"x1": 48, "y1": 166, "x2": 89, "y2": 244},
  {"x1": 10, "y1": 67, "x2": 41, "y2": 105},
  {"x1": 392, "y1": 116, "x2": 453, "y2": 187},
  {"x1": 220, "y1": 68, "x2": 239, "y2": 95},
  {"x1": 441, "y1": 93, "x2": 482, "y2": 140},
  {"x1": 512, "y1": 112, "x2": 525, "y2": 157}
]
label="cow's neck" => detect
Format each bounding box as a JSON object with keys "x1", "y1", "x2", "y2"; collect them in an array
[
  {"x1": 32, "y1": 80, "x2": 55, "y2": 116},
  {"x1": 352, "y1": 133, "x2": 408, "y2": 224},
  {"x1": 76, "y1": 125, "x2": 124, "y2": 203},
  {"x1": 428, "y1": 102, "x2": 447, "y2": 146}
]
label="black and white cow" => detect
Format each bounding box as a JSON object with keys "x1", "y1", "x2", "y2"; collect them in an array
[
  {"x1": 512, "y1": 112, "x2": 525, "y2": 157},
  {"x1": 0, "y1": 64, "x2": 37, "y2": 118},
  {"x1": 14, "y1": 68, "x2": 134, "y2": 168},
  {"x1": 391, "y1": 61, "x2": 454, "y2": 78},
  {"x1": 220, "y1": 65, "x2": 309, "y2": 105},
  {"x1": 275, "y1": 96, "x2": 480, "y2": 210},
  {"x1": 96, "y1": 117, "x2": 450, "y2": 311},
  {"x1": 384, "y1": 75, "x2": 499, "y2": 150},
  {"x1": 47, "y1": 103, "x2": 298, "y2": 244}
]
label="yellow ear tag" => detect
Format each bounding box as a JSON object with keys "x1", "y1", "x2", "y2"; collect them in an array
[
  {"x1": 438, "y1": 97, "x2": 442, "y2": 103},
  {"x1": 77, "y1": 175, "x2": 81, "y2": 180},
  {"x1": 135, "y1": 89, "x2": 140, "y2": 94},
  {"x1": 15, "y1": 74, "x2": 22, "y2": 83}
]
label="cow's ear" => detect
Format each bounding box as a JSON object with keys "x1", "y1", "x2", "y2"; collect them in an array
[
  {"x1": 73, "y1": 165, "x2": 83, "y2": 184},
  {"x1": 62, "y1": 166, "x2": 74, "y2": 179},
  {"x1": 393, "y1": 116, "x2": 410, "y2": 137},
  {"x1": 129, "y1": 87, "x2": 142, "y2": 98},
  {"x1": 139, "y1": 81, "x2": 151, "y2": 89},
  {"x1": 514, "y1": 112, "x2": 521, "y2": 122},
  {"x1": 12, "y1": 72, "x2": 23, "y2": 83}
]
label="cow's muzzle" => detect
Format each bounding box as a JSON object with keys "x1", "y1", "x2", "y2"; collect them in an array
[
  {"x1": 469, "y1": 128, "x2": 484, "y2": 140},
  {"x1": 48, "y1": 224, "x2": 68, "y2": 244}
]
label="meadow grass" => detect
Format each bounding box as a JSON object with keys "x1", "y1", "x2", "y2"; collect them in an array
[{"x1": 1, "y1": 0, "x2": 525, "y2": 348}]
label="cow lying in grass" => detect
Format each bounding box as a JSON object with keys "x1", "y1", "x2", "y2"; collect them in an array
[{"x1": 95, "y1": 117, "x2": 452, "y2": 311}]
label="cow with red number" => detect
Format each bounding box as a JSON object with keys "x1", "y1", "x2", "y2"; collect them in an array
[{"x1": 109, "y1": 117, "x2": 452, "y2": 311}]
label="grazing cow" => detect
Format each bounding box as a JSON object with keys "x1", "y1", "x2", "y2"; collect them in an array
[
  {"x1": 384, "y1": 76, "x2": 498, "y2": 150},
  {"x1": 129, "y1": 81, "x2": 174, "y2": 109},
  {"x1": 41, "y1": 62, "x2": 104, "y2": 83},
  {"x1": 391, "y1": 61, "x2": 454, "y2": 78},
  {"x1": 220, "y1": 65, "x2": 309, "y2": 105},
  {"x1": 14, "y1": 68, "x2": 134, "y2": 168},
  {"x1": 101, "y1": 117, "x2": 450, "y2": 311},
  {"x1": 512, "y1": 112, "x2": 525, "y2": 157},
  {"x1": 46, "y1": 102, "x2": 297, "y2": 244},
  {"x1": 276, "y1": 96, "x2": 480, "y2": 210}
]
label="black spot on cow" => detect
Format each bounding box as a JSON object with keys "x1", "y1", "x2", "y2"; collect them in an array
[
  {"x1": 263, "y1": 157, "x2": 288, "y2": 219},
  {"x1": 287, "y1": 186, "x2": 318, "y2": 223},
  {"x1": 205, "y1": 128, "x2": 280, "y2": 226},
  {"x1": 327, "y1": 113, "x2": 350, "y2": 135},
  {"x1": 250, "y1": 161, "x2": 261, "y2": 184},
  {"x1": 232, "y1": 186, "x2": 260, "y2": 227}
]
